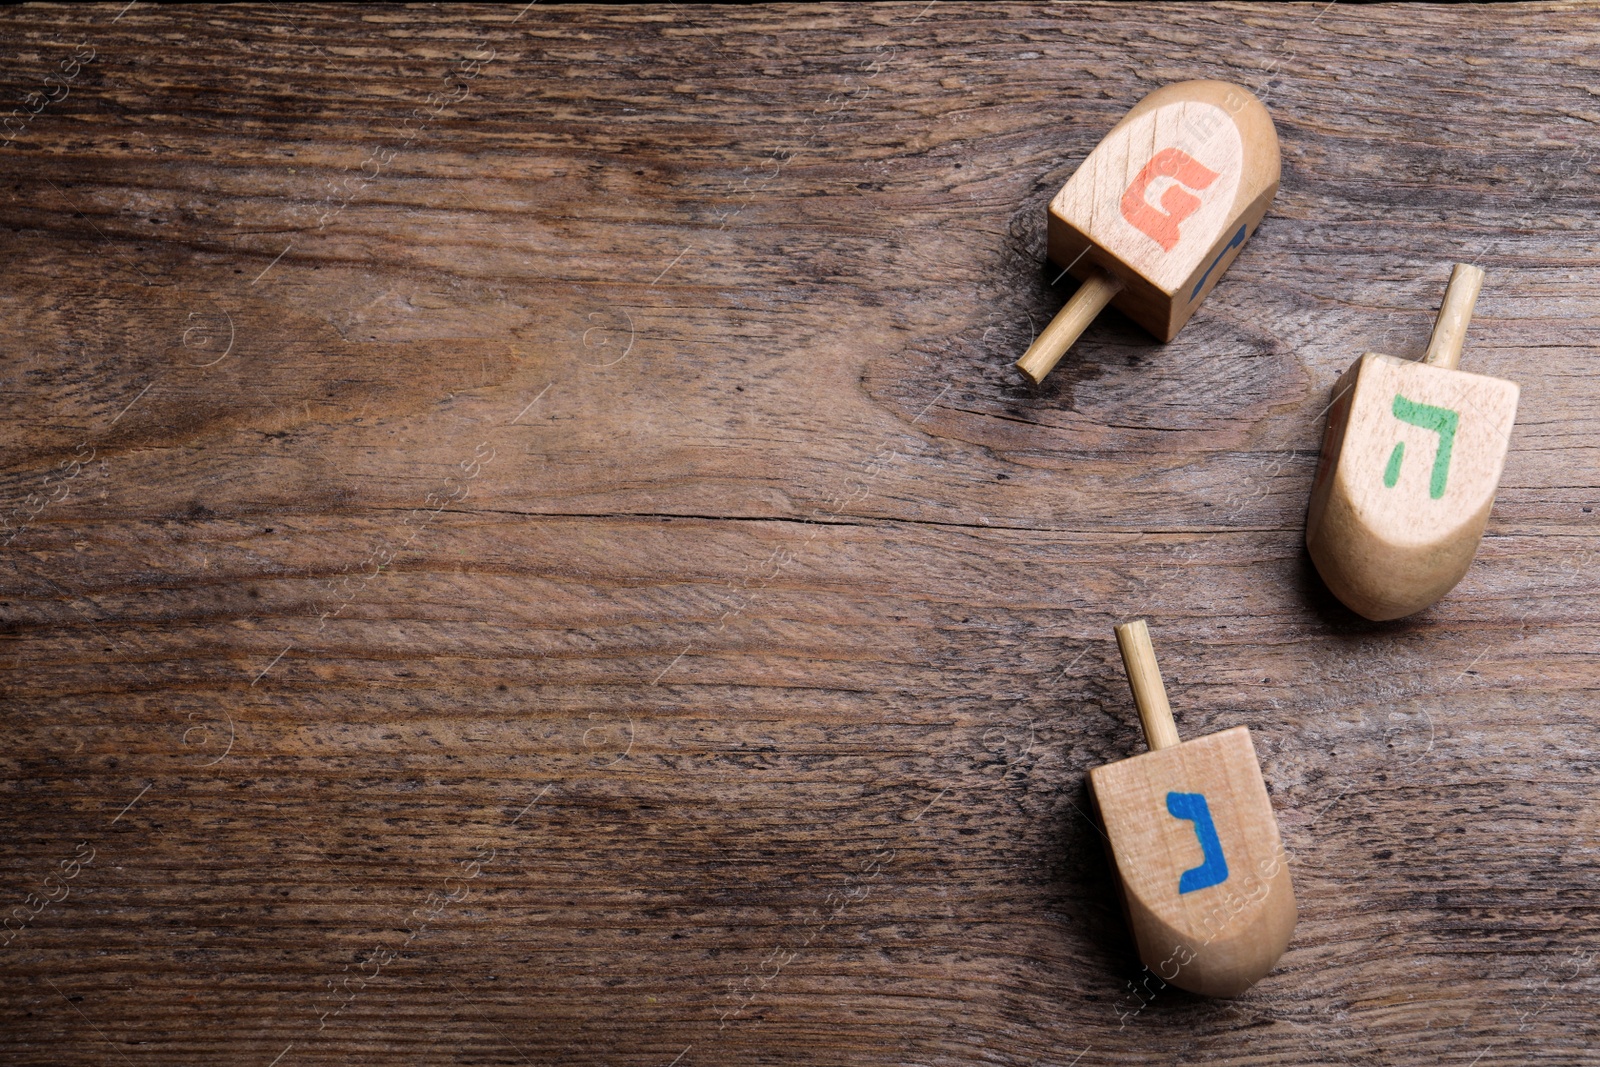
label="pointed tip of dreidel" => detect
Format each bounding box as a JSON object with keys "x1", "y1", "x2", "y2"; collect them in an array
[
  {"x1": 1306, "y1": 262, "x2": 1520, "y2": 620},
  {"x1": 1089, "y1": 620, "x2": 1296, "y2": 998},
  {"x1": 1015, "y1": 80, "x2": 1281, "y2": 384}
]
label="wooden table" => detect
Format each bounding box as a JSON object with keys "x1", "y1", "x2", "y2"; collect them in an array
[{"x1": 3, "y1": 4, "x2": 1597, "y2": 1064}]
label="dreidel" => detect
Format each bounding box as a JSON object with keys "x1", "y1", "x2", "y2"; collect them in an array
[
  {"x1": 1305, "y1": 263, "x2": 1520, "y2": 620},
  {"x1": 1016, "y1": 80, "x2": 1280, "y2": 384},
  {"x1": 1088, "y1": 620, "x2": 1296, "y2": 998}
]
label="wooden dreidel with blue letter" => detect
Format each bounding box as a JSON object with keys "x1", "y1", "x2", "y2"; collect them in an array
[
  {"x1": 1016, "y1": 80, "x2": 1280, "y2": 383},
  {"x1": 1306, "y1": 263, "x2": 1520, "y2": 620},
  {"x1": 1088, "y1": 620, "x2": 1296, "y2": 998}
]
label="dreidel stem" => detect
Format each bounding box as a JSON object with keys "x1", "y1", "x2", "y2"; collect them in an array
[
  {"x1": 1423, "y1": 263, "x2": 1485, "y2": 371},
  {"x1": 1114, "y1": 619, "x2": 1181, "y2": 752},
  {"x1": 1016, "y1": 265, "x2": 1122, "y2": 384}
]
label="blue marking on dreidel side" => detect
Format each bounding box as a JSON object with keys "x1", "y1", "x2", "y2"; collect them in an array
[
  {"x1": 1189, "y1": 223, "x2": 1248, "y2": 301},
  {"x1": 1166, "y1": 791, "x2": 1229, "y2": 895}
]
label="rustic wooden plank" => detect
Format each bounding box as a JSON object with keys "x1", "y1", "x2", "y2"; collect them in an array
[{"x1": 2, "y1": 3, "x2": 1599, "y2": 1065}]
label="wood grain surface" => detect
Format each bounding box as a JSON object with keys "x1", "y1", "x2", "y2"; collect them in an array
[{"x1": 3, "y1": 3, "x2": 1598, "y2": 1065}]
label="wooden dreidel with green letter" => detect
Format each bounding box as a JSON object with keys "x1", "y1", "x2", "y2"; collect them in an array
[
  {"x1": 1306, "y1": 263, "x2": 1520, "y2": 620},
  {"x1": 1016, "y1": 80, "x2": 1280, "y2": 384},
  {"x1": 1088, "y1": 620, "x2": 1296, "y2": 998}
]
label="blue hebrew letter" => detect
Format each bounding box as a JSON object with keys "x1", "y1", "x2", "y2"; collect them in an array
[
  {"x1": 1189, "y1": 223, "x2": 1247, "y2": 301},
  {"x1": 1166, "y1": 791, "x2": 1229, "y2": 895}
]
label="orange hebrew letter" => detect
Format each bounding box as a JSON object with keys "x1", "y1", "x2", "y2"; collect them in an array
[{"x1": 1120, "y1": 148, "x2": 1220, "y2": 253}]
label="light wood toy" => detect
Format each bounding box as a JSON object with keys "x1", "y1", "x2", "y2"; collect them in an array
[
  {"x1": 1016, "y1": 80, "x2": 1280, "y2": 384},
  {"x1": 1305, "y1": 263, "x2": 1520, "y2": 621},
  {"x1": 1088, "y1": 620, "x2": 1296, "y2": 998}
]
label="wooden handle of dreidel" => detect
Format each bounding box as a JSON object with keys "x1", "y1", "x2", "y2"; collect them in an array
[
  {"x1": 1015, "y1": 265, "x2": 1122, "y2": 384},
  {"x1": 1423, "y1": 263, "x2": 1485, "y2": 371},
  {"x1": 1113, "y1": 619, "x2": 1181, "y2": 752}
]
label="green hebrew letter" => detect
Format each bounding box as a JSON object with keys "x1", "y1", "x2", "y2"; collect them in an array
[
  {"x1": 1383, "y1": 441, "x2": 1405, "y2": 488},
  {"x1": 1386, "y1": 395, "x2": 1459, "y2": 500}
]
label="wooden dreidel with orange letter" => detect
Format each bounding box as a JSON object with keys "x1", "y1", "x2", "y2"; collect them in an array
[
  {"x1": 1016, "y1": 80, "x2": 1280, "y2": 384},
  {"x1": 1306, "y1": 263, "x2": 1520, "y2": 620},
  {"x1": 1088, "y1": 620, "x2": 1296, "y2": 998}
]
